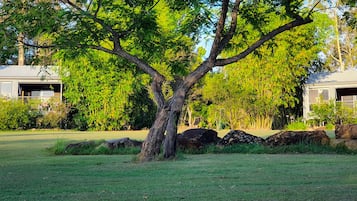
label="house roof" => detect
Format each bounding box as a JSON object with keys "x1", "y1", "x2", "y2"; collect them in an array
[
  {"x1": 306, "y1": 69, "x2": 357, "y2": 85},
  {"x1": 0, "y1": 65, "x2": 60, "y2": 80}
]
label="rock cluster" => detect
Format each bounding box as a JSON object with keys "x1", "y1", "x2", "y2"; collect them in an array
[
  {"x1": 177, "y1": 129, "x2": 332, "y2": 149},
  {"x1": 104, "y1": 138, "x2": 142, "y2": 149},
  {"x1": 218, "y1": 130, "x2": 264, "y2": 146},
  {"x1": 64, "y1": 124, "x2": 357, "y2": 154}
]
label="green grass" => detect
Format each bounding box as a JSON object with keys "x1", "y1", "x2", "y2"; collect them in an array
[{"x1": 1, "y1": 130, "x2": 357, "y2": 201}]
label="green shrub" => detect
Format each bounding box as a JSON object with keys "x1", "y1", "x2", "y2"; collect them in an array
[
  {"x1": 37, "y1": 99, "x2": 69, "y2": 129},
  {"x1": 0, "y1": 98, "x2": 71, "y2": 130},
  {"x1": 0, "y1": 99, "x2": 31, "y2": 130},
  {"x1": 325, "y1": 123, "x2": 334, "y2": 130},
  {"x1": 310, "y1": 100, "x2": 357, "y2": 127},
  {"x1": 47, "y1": 139, "x2": 67, "y2": 155},
  {"x1": 286, "y1": 121, "x2": 307, "y2": 130}
]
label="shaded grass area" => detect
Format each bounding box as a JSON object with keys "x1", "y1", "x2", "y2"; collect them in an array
[
  {"x1": 1, "y1": 154, "x2": 357, "y2": 201},
  {"x1": 1, "y1": 130, "x2": 357, "y2": 200}
]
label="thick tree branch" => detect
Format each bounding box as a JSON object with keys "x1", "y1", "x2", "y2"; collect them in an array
[
  {"x1": 215, "y1": 17, "x2": 313, "y2": 66},
  {"x1": 61, "y1": 0, "x2": 167, "y2": 106},
  {"x1": 90, "y1": 45, "x2": 166, "y2": 107},
  {"x1": 217, "y1": 0, "x2": 241, "y2": 55},
  {"x1": 207, "y1": 0, "x2": 229, "y2": 60}
]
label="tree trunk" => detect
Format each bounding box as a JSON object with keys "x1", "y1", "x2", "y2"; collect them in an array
[
  {"x1": 163, "y1": 89, "x2": 186, "y2": 159},
  {"x1": 334, "y1": 7, "x2": 344, "y2": 71},
  {"x1": 163, "y1": 111, "x2": 179, "y2": 159},
  {"x1": 18, "y1": 33, "x2": 25, "y2": 65},
  {"x1": 138, "y1": 106, "x2": 169, "y2": 162}
]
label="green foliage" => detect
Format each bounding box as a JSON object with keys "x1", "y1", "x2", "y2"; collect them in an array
[
  {"x1": 36, "y1": 99, "x2": 69, "y2": 129},
  {"x1": 0, "y1": 99, "x2": 31, "y2": 130},
  {"x1": 202, "y1": 11, "x2": 330, "y2": 130},
  {"x1": 57, "y1": 50, "x2": 155, "y2": 131},
  {"x1": 325, "y1": 123, "x2": 335, "y2": 130},
  {"x1": 0, "y1": 98, "x2": 71, "y2": 130},
  {"x1": 286, "y1": 121, "x2": 308, "y2": 130},
  {"x1": 310, "y1": 100, "x2": 357, "y2": 126},
  {"x1": 48, "y1": 139, "x2": 67, "y2": 155}
]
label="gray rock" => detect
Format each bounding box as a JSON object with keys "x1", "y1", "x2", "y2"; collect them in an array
[
  {"x1": 265, "y1": 130, "x2": 330, "y2": 146},
  {"x1": 218, "y1": 130, "x2": 264, "y2": 146},
  {"x1": 104, "y1": 138, "x2": 142, "y2": 149},
  {"x1": 335, "y1": 124, "x2": 357, "y2": 139},
  {"x1": 177, "y1": 128, "x2": 220, "y2": 149}
]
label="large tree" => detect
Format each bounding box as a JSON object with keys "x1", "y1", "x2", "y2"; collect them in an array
[{"x1": 1, "y1": 0, "x2": 321, "y2": 161}]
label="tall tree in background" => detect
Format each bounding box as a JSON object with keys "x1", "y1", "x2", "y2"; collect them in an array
[
  {"x1": 0, "y1": 0, "x2": 55, "y2": 65},
  {"x1": 321, "y1": 0, "x2": 357, "y2": 70},
  {"x1": 1, "y1": 0, "x2": 320, "y2": 161}
]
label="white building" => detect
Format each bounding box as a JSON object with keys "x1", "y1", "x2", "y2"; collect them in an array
[
  {"x1": 0, "y1": 65, "x2": 62, "y2": 102},
  {"x1": 303, "y1": 69, "x2": 357, "y2": 120}
]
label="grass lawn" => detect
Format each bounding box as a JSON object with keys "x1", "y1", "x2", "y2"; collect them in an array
[{"x1": 0, "y1": 130, "x2": 356, "y2": 201}]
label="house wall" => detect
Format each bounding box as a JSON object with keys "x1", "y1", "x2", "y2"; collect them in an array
[
  {"x1": 303, "y1": 85, "x2": 335, "y2": 120},
  {"x1": 0, "y1": 65, "x2": 62, "y2": 101},
  {"x1": 303, "y1": 82, "x2": 357, "y2": 121},
  {"x1": 0, "y1": 78, "x2": 62, "y2": 100}
]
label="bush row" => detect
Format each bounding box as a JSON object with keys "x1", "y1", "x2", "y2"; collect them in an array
[{"x1": 0, "y1": 98, "x2": 68, "y2": 130}]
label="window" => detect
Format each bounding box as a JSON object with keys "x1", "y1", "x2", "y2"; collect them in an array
[
  {"x1": 341, "y1": 95, "x2": 355, "y2": 108},
  {"x1": 31, "y1": 90, "x2": 55, "y2": 102},
  {"x1": 0, "y1": 82, "x2": 12, "y2": 98},
  {"x1": 309, "y1": 89, "x2": 329, "y2": 104},
  {"x1": 309, "y1": 89, "x2": 318, "y2": 104},
  {"x1": 320, "y1": 89, "x2": 329, "y2": 101},
  {"x1": 309, "y1": 88, "x2": 329, "y2": 111}
]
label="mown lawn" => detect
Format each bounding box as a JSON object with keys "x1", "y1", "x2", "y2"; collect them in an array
[{"x1": 0, "y1": 130, "x2": 356, "y2": 201}]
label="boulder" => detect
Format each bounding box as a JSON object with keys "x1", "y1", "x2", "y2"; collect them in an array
[
  {"x1": 104, "y1": 138, "x2": 142, "y2": 149},
  {"x1": 265, "y1": 130, "x2": 330, "y2": 146},
  {"x1": 335, "y1": 124, "x2": 357, "y2": 139},
  {"x1": 177, "y1": 128, "x2": 220, "y2": 149},
  {"x1": 330, "y1": 139, "x2": 357, "y2": 150},
  {"x1": 64, "y1": 140, "x2": 96, "y2": 152},
  {"x1": 218, "y1": 130, "x2": 265, "y2": 146}
]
